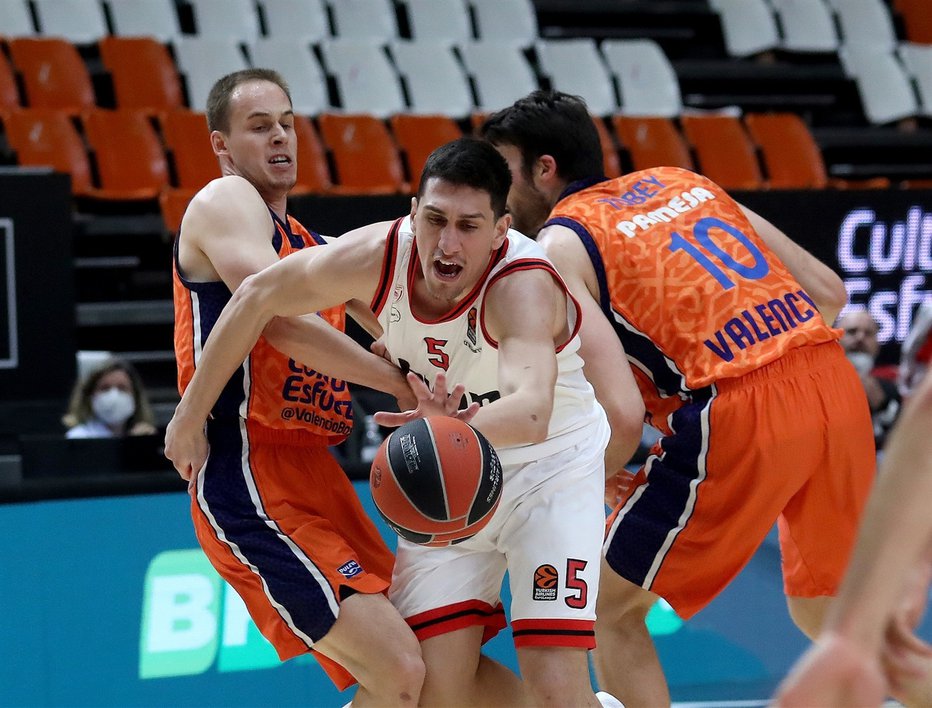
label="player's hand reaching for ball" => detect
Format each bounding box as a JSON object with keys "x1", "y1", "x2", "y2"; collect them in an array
[
  {"x1": 374, "y1": 372, "x2": 479, "y2": 427},
  {"x1": 164, "y1": 409, "x2": 209, "y2": 494}
]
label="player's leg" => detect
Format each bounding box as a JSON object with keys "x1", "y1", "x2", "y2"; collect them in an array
[
  {"x1": 314, "y1": 592, "x2": 424, "y2": 706},
  {"x1": 417, "y1": 626, "x2": 529, "y2": 707},
  {"x1": 593, "y1": 564, "x2": 668, "y2": 708},
  {"x1": 518, "y1": 646, "x2": 600, "y2": 707},
  {"x1": 786, "y1": 595, "x2": 831, "y2": 639}
]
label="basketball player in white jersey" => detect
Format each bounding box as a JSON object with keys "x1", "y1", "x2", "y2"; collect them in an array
[{"x1": 166, "y1": 137, "x2": 643, "y2": 706}]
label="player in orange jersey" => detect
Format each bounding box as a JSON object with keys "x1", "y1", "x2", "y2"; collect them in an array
[
  {"x1": 481, "y1": 90, "x2": 876, "y2": 706},
  {"x1": 164, "y1": 69, "x2": 425, "y2": 706}
]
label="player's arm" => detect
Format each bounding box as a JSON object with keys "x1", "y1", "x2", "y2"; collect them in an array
[
  {"x1": 320, "y1": 234, "x2": 385, "y2": 339},
  {"x1": 538, "y1": 224, "x2": 645, "y2": 475},
  {"x1": 165, "y1": 222, "x2": 389, "y2": 481},
  {"x1": 738, "y1": 204, "x2": 847, "y2": 324},
  {"x1": 775, "y1": 367, "x2": 932, "y2": 706},
  {"x1": 183, "y1": 181, "x2": 406, "y2": 397},
  {"x1": 470, "y1": 267, "x2": 563, "y2": 449}
]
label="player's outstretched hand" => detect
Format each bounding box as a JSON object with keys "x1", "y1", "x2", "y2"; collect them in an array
[
  {"x1": 374, "y1": 372, "x2": 479, "y2": 427},
  {"x1": 164, "y1": 411, "x2": 209, "y2": 494},
  {"x1": 772, "y1": 632, "x2": 887, "y2": 708}
]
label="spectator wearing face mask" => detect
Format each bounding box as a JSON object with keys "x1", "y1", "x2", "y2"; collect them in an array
[
  {"x1": 838, "y1": 309, "x2": 901, "y2": 452},
  {"x1": 62, "y1": 358, "x2": 158, "y2": 438}
]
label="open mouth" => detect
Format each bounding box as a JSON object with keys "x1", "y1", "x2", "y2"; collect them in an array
[
  {"x1": 434, "y1": 259, "x2": 463, "y2": 280},
  {"x1": 269, "y1": 155, "x2": 291, "y2": 165}
]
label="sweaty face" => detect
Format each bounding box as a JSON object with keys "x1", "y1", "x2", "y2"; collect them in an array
[
  {"x1": 411, "y1": 178, "x2": 509, "y2": 315},
  {"x1": 493, "y1": 143, "x2": 553, "y2": 237},
  {"x1": 216, "y1": 80, "x2": 297, "y2": 198}
]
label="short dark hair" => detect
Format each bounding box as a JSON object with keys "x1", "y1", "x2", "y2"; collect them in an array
[
  {"x1": 206, "y1": 68, "x2": 292, "y2": 133},
  {"x1": 418, "y1": 137, "x2": 512, "y2": 218},
  {"x1": 480, "y1": 90, "x2": 604, "y2": 182}
]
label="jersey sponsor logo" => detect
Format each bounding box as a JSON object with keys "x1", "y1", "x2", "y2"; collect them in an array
[
  {"x1": 282, "y1": 360, "x2": 352, "y2": 418},
  {"x1": 704, "y1": 289, "x2": 817, "y2": 361},
  {"x1": 398, "y1": 359, "x2": 502, "y2": 409},
  {"x1": 337, "y1": 560, "x2": 363, "y2": 579},
  {"x1": 533, "y1": 564, "x2": 559, "y2": 601}
]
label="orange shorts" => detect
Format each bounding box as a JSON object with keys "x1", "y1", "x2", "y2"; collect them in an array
[
  {"x1": 191, "y1": 419, "x2": 395, "y2": 690},
  {"x1": 605, "y1": 342, "x2": 875, "y2": 619}
]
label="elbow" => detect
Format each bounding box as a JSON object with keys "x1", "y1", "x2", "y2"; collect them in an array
[
  {"x1": 818, "y1": 274, "x2": 848, "y2": 324},
  {"x1": 608, "y1": 405, "x2": 646, "y2": 462}
]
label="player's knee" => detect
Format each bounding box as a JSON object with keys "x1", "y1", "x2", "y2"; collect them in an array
[
  {"x1": 365, "y1": 646, "x2": 425, "y2": 700},
  {"x1": 523, "y1": 666, "x2": 580, "y2": 705},
  {"x1": 597, "y1": 577, "x2": 655, "y2": 626}
]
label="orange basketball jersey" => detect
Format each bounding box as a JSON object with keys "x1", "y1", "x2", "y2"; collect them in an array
[
  {"x1": 547, "y1": 167, "x2": 839, "y2": 431},
  {"x1": 173, "y1": 211, "x2": 353, "y2": 443}
]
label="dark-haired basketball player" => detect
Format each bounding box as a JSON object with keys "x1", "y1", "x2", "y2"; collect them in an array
[
  {"x1": 480, "y1": 89, "x2": 876, "y2": 707},
  {"x1": 166, "y1": 136, "x2": 644, "y2": 707},
  {"x1": 167, "y1": 68, "x2": 425, "y2": 705}
]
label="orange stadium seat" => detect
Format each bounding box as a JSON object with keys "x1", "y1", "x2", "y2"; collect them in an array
[
  {"x1": 292, "y1": 113, "x2": 334, "y2": 195},
  {"x1": 2, "y1": 108, "x2": 97, "y2": 196},
  {"x1": 592, "y1": 116, "x2": 621, "y2": 179},
  {"x1": 159, "y1": 109, "x2": 222, "y2": 191},
  {"x1": 159, "y1": 187, "x2": 198, "y2": 234},
  {"x1": 81, "y1": 108, "x2": 170, "y2": 199},
  {"x1": 98, "y1": 36, "x2": 184, "y2": 115},
  {"x1": 0, "y1": 52, "x2": 21, "y2": 112},
  {"x1": 743, "y1": 112, "x2": 827, "y2": 189},
  {"x1": 679, "y1": 114, "x2": 764, "y2": 190},
  {"x1": 389, "y1": 114, "x2": 463, "y2": 190},
  {"x1": 7, "y1": 37, "x2": 95, "y2": 114},
  {"x1": 317, "y1": 113, "x2": 408, "y2": 195},
  {"x1": 895, "y1": 0, "x2": 932, "y2": 44},
  {"x1": 611, "y1": 116, "x2": 695, "y2": 172}
]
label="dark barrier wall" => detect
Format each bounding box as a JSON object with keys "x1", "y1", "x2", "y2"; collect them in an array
[{"x1": 0, "y1": 170, "x2": 76, "y2": 436}]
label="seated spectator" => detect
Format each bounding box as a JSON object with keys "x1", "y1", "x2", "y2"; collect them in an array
[
  {"x1": 62, "y1": 358, "x2": 158, "y2": 439},
  {"x1": 838, "y1": 310, "x2": 901, "y2": 451}
]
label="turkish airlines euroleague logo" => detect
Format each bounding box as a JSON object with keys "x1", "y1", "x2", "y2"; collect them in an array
[{"x1": 533, "y1": 564, "x2": 559, "y2": 601}]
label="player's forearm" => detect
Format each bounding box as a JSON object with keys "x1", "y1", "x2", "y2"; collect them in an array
[
  {"x1": 470, "y1": 387, "x2": 552, "y2": 449},
  {"x1": 264, "y1": 315, "x2": 408, "y2": 399},
  {"x1": 827, "y1": 370, "x2": 932, "y2": 649},
  {"x1": 175, "y1": 277, "x2": 274, "y2": 425}
]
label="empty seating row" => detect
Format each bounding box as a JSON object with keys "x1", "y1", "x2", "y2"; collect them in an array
[{"x1": 0, "y1": 0, "x2": 539, "y2": 46}]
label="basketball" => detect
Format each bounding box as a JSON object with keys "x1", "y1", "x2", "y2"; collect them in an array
[{"x1": 369, "y1": 417, "x2": 503, "y2": 547}]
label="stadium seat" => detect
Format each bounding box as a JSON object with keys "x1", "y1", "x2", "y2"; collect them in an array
[
  {"x1": 600, "y1": 39, "x2": 683, "y2": 118},
  {"x1": 390, "y1": 40, "x2": 473, "y2": 118},
  {"x1": 326, "y1": 0, "x2": 399, "y2": 42},
  {"x1": 838, "y1": 45, "x2": 920, "y2": 125},
  {"x1": 591, "y1": 116, "x2": 621, "y2": 179},
  {"x1": 535, "y1": 38, "x2": 617, "y2": 117},
  {"x1": 708, "y1": 0, "x2": 780, "y2": 58},
  {"x1": 898, "y1": 43, "x2": 932, "y2": 118},
  {"x1": 0, "y1": 53, "x2": 21, "y2": 112},
  {"x1": 258, "y1": 0, "x2": 330, "y2": 43},
  {"x1": 247, "y1": 38, "x2": 332, "y2": 115},
  {"x1": 318, "y1": 39, "x2": 406, "y2": 117},
  {"x1": 0, "y1": 0, "x2": 37, "y2": 37},
  {"x1": 98, "y1": 36, "x2": 184, "y2": 115},
  {"x1": 81, "y1": 108, "x2": 170, "y2": 200},
  {"x1": 31, "y1": 0, "x2": 108, "y2": 44},
  {"x1": 826, "y1": 0, "x2": 899, "y2": 52},
  {"x1": 317, "y1": 113, "x2": 407, "y2": 194},
  {"x1": 611, "y1": 116, "x2": 694, "y2": 172},
  {"x1": 894, "y1": 0, "x2": 932, "y2": 44},
  {"x1": 743, "y1": 112, "x2": 828, "y2": 189},
  {"x1": 292, "y1": 114, "x2": 334, "y2": 195},
  {"x1": 105, "y1": 0, "x2": 183, "y2": 42},
  {"x1": 470, "y1": 0, "x2": 538, "y2": 48},
  {"x1": 159, "y1": 188, "x2": 198, "y2": 235},
  {"x1": 171, "y1": 37, "x2": 250, "y2": 111},
  {"x1": 8, "y1": 37, "x2": 96, "y2": 114},
  {"x1": 402, "y1": 0, "x2": 472, "y2": 45},
  {"x1": 2, "y1": 108, "x2": 97, "y2": 197},
  {"x1": 389, "y1": 113, "x2": 463, "y2": 188},
  {"x1": 159, "y1": 110, "x2": 222, "y2": 191},
  {"x1": 769, "y1": 0, "x2": 840, "y2": 53},
  {"x1": 680, "y1": 114, "x2": 764, "y2": 190},
  {"x1": 458, "y1": 41, "x2": 539, "y2": 113},
  {"x1": 187, "y1": 0, "x2": 261, "y2": 42}
]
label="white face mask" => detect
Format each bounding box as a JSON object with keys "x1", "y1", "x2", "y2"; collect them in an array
[
  {"x1": 92, "y1": 387, "x2": 136, "y2": 426},
  {"x1": 846, "y1": 351, "x2": 875, "y2": 376}
]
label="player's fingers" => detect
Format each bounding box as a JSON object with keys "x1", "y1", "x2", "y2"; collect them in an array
[
  {"x1": 432, "y1": 372, "x2": 449, "y2": 399},
  {"x1": 374, "y1": 411, "x2": 413, "y2": 427},
  {"x1": 453, "y1": 402, "x2": 480, "y2": 423},
  {"x1": 406, "y1": 372, "x2": 431, "y2": 399},
  {"x1": 446, "y1": 383, "x2": 467, "y2": 412}
]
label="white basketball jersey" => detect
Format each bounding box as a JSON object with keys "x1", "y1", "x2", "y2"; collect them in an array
[{"x1": 372, "y1": 216, "x2": 605, "y2": 465}]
